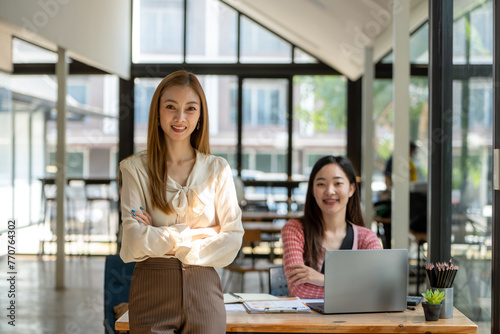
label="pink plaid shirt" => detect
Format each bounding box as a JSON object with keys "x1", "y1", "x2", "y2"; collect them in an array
[{"x1": 281, "y1": 219, "x2": 382, "y2": 299}]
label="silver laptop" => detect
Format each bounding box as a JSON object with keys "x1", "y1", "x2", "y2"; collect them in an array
[{"x1": 307, "y1": 249, "x2": 408, "y2": 314}]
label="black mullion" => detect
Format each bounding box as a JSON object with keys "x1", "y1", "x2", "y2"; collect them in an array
[
  {"x1": 237, "y1": 76, "x2": 243, "y2": 177},
  {"x1": 131, "y1": 63, "x2": 339, "y2": 77},
  {"x1": 428, "y1": 0, "x2": 453, "y2": 263},
  {"x1": 237, "y1": 13, "x2": 241, "y2": 63},
  {"x1": 287, "y1": 75, "x2": 293, "y2": 210},
  {"x1": 491, "y1": 0, "x2": 500, "y2": 332},
  {"x1": 346, "y1": 78, "x2": 362, "y2": 176},
  {"x1": 118, "y1": 78, "x2": 135, "y2": 164},
  {"x1": 183, "y1": 0, "x2": 187, "y2": 62},
  {"x1": 287, "y1": 75, "x2": 293, "y2": 179}
]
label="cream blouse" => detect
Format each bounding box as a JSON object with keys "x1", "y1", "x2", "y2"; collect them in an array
[{"x1": 119, "y1": 150, "x2": 244, "y2": 267}]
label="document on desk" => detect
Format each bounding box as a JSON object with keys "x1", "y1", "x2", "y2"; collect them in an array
[
  {"x1": 243, "y1": 297, "x2": 311, "y2": 313},
  {"x1": 223, "y1": 293, "x2": 279, "y2": 304}
]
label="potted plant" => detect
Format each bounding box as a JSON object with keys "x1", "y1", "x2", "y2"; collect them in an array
[{"x1": 421, "y1": 289, "x2": 445, "y2": 321}]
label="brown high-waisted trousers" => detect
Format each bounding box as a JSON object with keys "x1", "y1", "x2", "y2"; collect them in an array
[{"x1": 128, "y1": 258, "x2": 226, "y2": 334}]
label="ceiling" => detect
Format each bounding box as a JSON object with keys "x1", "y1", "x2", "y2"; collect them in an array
[{"x1": 221, "y1": 0, "x2": 428, "y2": 80}]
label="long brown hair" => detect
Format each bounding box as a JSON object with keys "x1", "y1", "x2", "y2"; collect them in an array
[
  {"x1": 301, "y1": 156, "x2": 364, "y2": 269},
  {"x1": 147, "y1": 70, "x2": 210, "y2": 213}
]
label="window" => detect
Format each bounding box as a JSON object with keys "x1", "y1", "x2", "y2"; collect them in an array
[
  {"x1": 242, "y1": 78, "x2": 288, "y2": 179},
  {"x1": 381, "y1": 22, "x2": 429, "y2": 64},
  {"x1": 68, "y1": 85, "x2": 87, "y2": 105},
  {"x1": 242, "y1": 80, "x2": 287, "y2": 127},
  {"x1": 48, "y1": 151, "x2": 84, "y2": 177},
  {"x1": 133, "y1": 0, "x2": 184, "y2": 63},
  {"x1": 240, "y1": 16, "x2": 292, "y2": 63},
  {"x1": 294, "y1": 47, "x2": 318, "y2": 64},
  {"x1": 186, "y1": 0, "x2": 238, "y2": 63},
  {"x1": 292, "y1": 75, "x2": 347, "y2": 179}
]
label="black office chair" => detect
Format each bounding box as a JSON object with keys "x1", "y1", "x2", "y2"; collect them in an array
[
  {"x1": 268, "y1": 266, "x2": 288, "y2": 296},
  {"x1": 103, "y1": 254, "x2": 136, "y2": 334}
]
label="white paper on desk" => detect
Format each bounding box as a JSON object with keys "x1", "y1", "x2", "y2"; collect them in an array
[
  {"x1": 243, "y1": 297, "x2": 311, "y2": 313},
  {"x1": 223, "y1": 293, "x2": 279, "y2": 304},
  {"x1": 225, "y1": 304, "x2": 246, "y2": 312}
]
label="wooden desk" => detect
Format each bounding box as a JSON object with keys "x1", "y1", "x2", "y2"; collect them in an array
[
  {"x1": 116, "y1": 304, "x2": 478, "y2": 333},
  {"x1": 242, "y1": 211, "x2": 302, "y2": 222}
]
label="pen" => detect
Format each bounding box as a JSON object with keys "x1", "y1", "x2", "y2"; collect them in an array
[
  {"x1": 407, "y1": 306, "x2": 415, "y2": 311},
  {"x1": 230, "y1": 292, "x2": 243, "y2": 300}
]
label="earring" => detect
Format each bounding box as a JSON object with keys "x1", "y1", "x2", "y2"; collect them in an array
[
  {"x1": 157, "y1": 120, "x2": 160, "y2": 127},
  {"x1": 197, "y1": 121, "x2": 200, "y2": 130}
]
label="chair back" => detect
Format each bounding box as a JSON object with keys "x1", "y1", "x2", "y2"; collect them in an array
[
  {"x1": 269, "y1": 266, "x2": 289, "y2": 296},
  {"x1": 103, "y1": 254, "x2": 136, "y2": 334},
  {"x1": 242, "y1": 229, "x2": 262, "y2": 244},
  {"x1": 85, "y1": 179, "x2": 117, "y2": 201}
]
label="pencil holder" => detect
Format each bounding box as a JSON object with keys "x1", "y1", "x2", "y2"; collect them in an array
[{"x1": 432, "y1": 287, "x2": 453, "y2": 319}]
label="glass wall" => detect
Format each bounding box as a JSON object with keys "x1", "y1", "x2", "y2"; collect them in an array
[
  {"x1": 186, "y1": 0, "x2": 238, "y2": 63},
  {"x1": 450, "y1": 1, "x2": 492, "y2": 332},
  {"x1": 382, "y1": 22, "x2": 429, "y2": 64},
  {"x1": 372, "y1": 77, "x2": 429, "y2": 193},
  {"x1": 0, "y1": 72, "x2": 13, "y2": 240},
  {"x1": 133, "y1": 0, "x2": 184, "y2": 63},
  {"x1": 3, "y1": 38, "x2": 120, "y2": 255},
  {"x1": 203, "y1": 75, "x2": 238, "y2": 169},
  {"x1": 240, "y1": 16, "x2": 292, "y2": 63},
  {"x1": 292, "y1": 75, "x2": 347, "y2": 176}
]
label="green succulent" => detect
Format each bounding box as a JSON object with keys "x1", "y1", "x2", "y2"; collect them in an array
[{"x1": 421, "y1": 289, "x2": 445, "y2": 305}]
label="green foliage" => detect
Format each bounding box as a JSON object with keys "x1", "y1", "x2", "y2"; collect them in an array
[
  {"x1": 421, "y1": 289, "x2": 445, "y2": 305},
  {"x1": 293, "y1": 75, "x2": 346, "y2": 133}
]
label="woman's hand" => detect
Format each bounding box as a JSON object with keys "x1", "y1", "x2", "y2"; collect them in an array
[
  {"x1": 132, "y1": 207, "x2": 152, "y2": 226},
  {"x1": 287, "y1": 263, "x2": 325, "y2": 286},
  {"x1": 191, "y1": 226, "x2": 221, "y2": 241}
]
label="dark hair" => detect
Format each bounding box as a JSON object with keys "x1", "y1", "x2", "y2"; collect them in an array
[
  {"x1": 410, "y1": 141, "x2": 417, "y2": 154},
  {"x1": 301, "y1": 155, "x2": 364, "y2": 269}
]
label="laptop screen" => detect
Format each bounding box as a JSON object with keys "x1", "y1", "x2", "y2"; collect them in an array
[{"x1": 322, "y1": 249, "x2": 408, "y2": 314}]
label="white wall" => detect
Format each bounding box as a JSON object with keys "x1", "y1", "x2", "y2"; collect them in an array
[{"x1": 0, "y1": 0, "x2": 131, "y2": 79}]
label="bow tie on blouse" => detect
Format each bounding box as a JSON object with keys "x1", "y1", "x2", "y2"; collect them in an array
[{"x1": 168, "y1": 186, "x2": 206, "y2": 217}]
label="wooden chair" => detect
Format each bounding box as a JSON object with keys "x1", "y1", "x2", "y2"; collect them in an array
[
  {"x1": 222, "y1": 229, "x2": 274, "y2": 293},
  {"x1": 268, "y1": 266, "x2": 288, "y2": 296}
]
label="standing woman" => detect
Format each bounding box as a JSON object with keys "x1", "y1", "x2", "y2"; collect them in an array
[
  {"x1": 281, "y1": 156, "x2": 381, "y2": 299},
  {"x1": 119, "y1": 70, "x2": 244, "y2": 333}
]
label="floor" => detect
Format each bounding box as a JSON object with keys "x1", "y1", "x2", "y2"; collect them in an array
[{"x1": 0, "y1": 255, "x2": 106, "y2": 334}]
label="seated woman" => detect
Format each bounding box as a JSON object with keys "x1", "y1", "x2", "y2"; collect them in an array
[{"x1": 282, "y1": 156, "x2": 381, "y2": 299}]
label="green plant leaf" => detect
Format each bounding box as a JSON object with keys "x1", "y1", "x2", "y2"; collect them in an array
[{"x1": 421, "y1": 289, "x2": 445, "y2": 305}]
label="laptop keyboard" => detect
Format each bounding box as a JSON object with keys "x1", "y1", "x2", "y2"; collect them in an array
[
  {"x1": 306, "y1": 302, "x2": 325, "y2": 313},
  {"x1": 407, "y1": 296, "x2": 423, "y2": 306}
]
